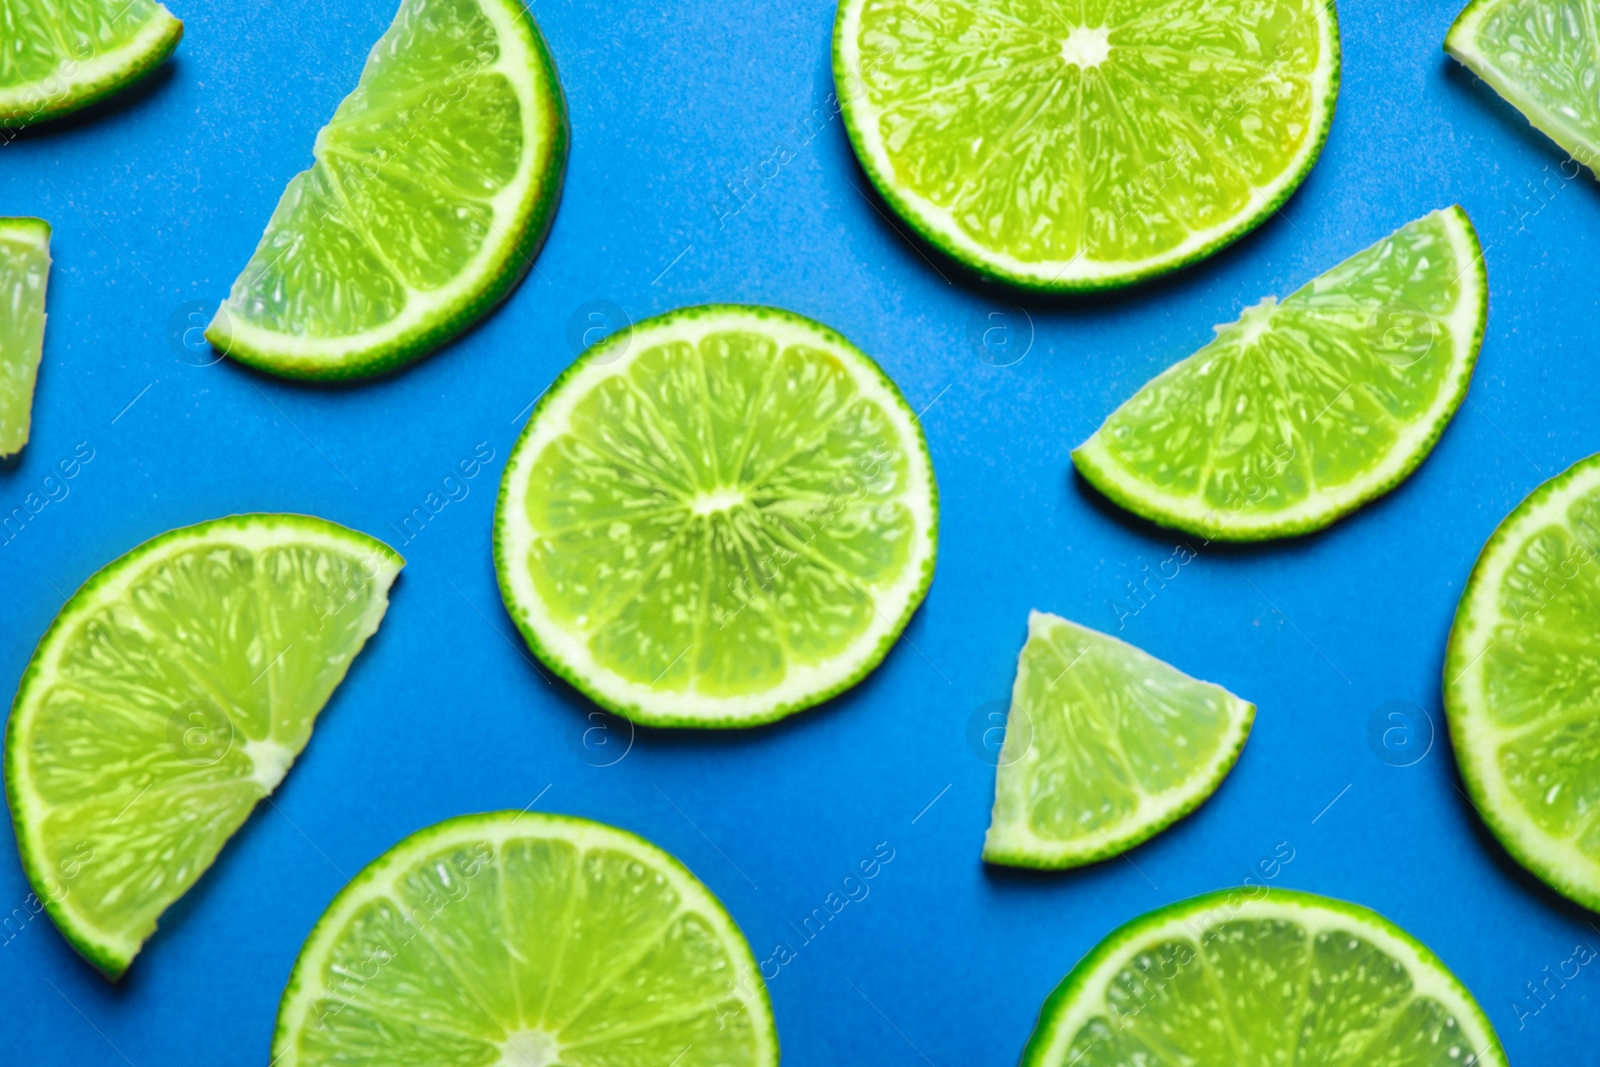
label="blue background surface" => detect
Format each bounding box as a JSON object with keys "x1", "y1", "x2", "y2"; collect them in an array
[{"x1": 2, "y1": 0, "x2": 1598, "y2": 1062}]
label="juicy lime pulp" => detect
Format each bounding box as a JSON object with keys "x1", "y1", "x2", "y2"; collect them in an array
[
  {"x1": 4, "y1": 514, "x2": 402, "y2": 977},
  {"x1": 1073, "y1": 206, "x2": 1486, "y2": 541},
  {"x1": 1446, "y1": 0, "x2": 1600, "y2": 167},
  {"x1": 494, "y1": 304, "x2": 939, "y2": 728},
  {"x1": 273, "y1": 811, "x2": 778, "y2": 1067},
  {"x1": 205, "y1": 0, "x2": 568, "y2": 381},
  {"x1": 0, "y1": 0, "x2": 182, "y2": 128},
  {"x1": 0, "y1": 217, "x2": 50, "y2": 457},
  {"x1": 985, "y1": 611, "x2": 1254, "y2": 869},
  {"x1": 1023, "y1": 888, "x2": 1507, "y2": 1067},
  {"x1": 1446, "y1": 453, "x2": 1600, "y2": 912},
  {"x1": 833, "y1": 0, "x2": 1340, "y2": 291}
]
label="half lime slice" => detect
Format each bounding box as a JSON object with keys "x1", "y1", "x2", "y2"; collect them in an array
[
  {"x1": 1446, "y1": 453, "x2": 1600, "y2": 912},
  {"x1": 0, "y1": 0, "x2": 182, "y2": 129},
  {"x1": 1022, "y1": 887, "x2": 1507, "y2": 1067},
  {"x1": 0, "y1": 217, "x2": 50, "y2": 457},
  {"x1": 495, "y1": 305, "x2": 939, "y2": 728},
  {"x1": 1073, "y1": 207, "x2": 1486, "y2": 541},
  {"x1": 4, "y1": 514, "x2": 402, "y2": 977},
  {"x1": 1446, "y1": 0, "x2": 1600, "y2": 164},
  {"x1": 984, "y1": 611, "x2": 1254, "y2": 869},
  {"x1": 205, "y1": 0, "x2": 567, "y2": 380},
  {"x1": 273, "y1": 811, "x2": 778, "y2": 1067},
  {"x1": 833, "y1": 0, "x2": 1340, "y2": 290}
]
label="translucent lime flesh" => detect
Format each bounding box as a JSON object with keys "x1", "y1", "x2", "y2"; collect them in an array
[
  {"x1": 4, "y1": 516, "x2": 401, "y2": 976},
  {"x1": 1026, "y1": 890, "x2": 1506, "y2": 1067},
  {"x1": 0, "y1": 0, "x2": 181, "y2": 126},
  {"x1": 1073, "y1": 207, "x2": 1484, "y2": 540},
  {"x1": 836, "y1": 0, "x2": 1338, "y2": 287},
  {"x1": 985, "y1": 612, "x2": 1253, "y2": 868},
  {"x1": 275, "y1": 814, "x2": 776, "y2": 1067},
  {"x1": 0, "y1": 218, "x2": 49, "y2": 457}
]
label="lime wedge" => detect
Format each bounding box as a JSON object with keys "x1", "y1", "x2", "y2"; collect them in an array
[
  {"x1": 0, "y1": 0, "x2": 181, "y2": 129},
  {"x1": 1446, "y1": 453, "x2": 1600, "y2": 912},
  {"x1": 984, "y1": 611, "x2": 1254, "y2": 869},
  {"x1": 4, "y1": 514, "x2": 402, "y2": 978},
  {"x1": 273, "y1": 811, "x2": 778, "y2": 1067},
  {"x1": 1446, "y1": 0, "x2": 1600, "y2": 164},
  {"x1": 1073, "y1": 207, "x2": 1486, "y2": 541},
  {"x1": 832, "y1": 0, "x2": 1340, "y2": 290},
  {"x1": 494, "y1": 305, "x2": 938, "y2": 728},
  {"x1": 205, "y1": 0, "x2": 567, "y2": 380},
  {"x1": 0, "y1": 217, "x2": 50, "y2": 457},
  {"x1": 1022, "y1": 888, "x2": 1507, "y2": 1067}
]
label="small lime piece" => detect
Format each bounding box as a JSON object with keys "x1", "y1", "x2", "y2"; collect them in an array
[
  {"x1": 4, "y1": 514, "x2": 402, "y2": 977},
  {"x1": 984, "y1": 611, "x2": 1254, "y2": 869},
  {"x1": 0, "y1": 217, "x2": 50, "y2": 457},
  {"x1": 272, "y1": 811, "x2": 778, "y2": 1067},
  {"x1": 0, "y1": 0, "x2": 182, "y2": 128},
  {"x1": 495, "y1": 304, "x2": 938, "y2": 728}
]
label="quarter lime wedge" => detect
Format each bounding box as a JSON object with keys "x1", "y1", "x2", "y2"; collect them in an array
[
  {"x1": 984, "y1": 611, "x2": 1254, "y2": 870},
  {"x1": 1073, "y1": 207, "x2": 1486, "y2": 541},
  {"x1": 833, "y1": 0, "x2": 1340, "y2": 290},
  {"x1": 205, "y1": 0, "x2": 567, "y2": 380},
  {"x1": 3, "y1": 514, "x2": 402, "y2": 977},
  {"x1": 272, "y1": 811, "x2": 778, "y2": 1067},
  {"x1": 0, "y1": 217, "x2": 50, "y2": 457},
  {"x1": 0, "y1": 0, "x2": 181, "y2": 128},
  {"x1": 1022, "y1": 888, "x2": 1507, "y2": 1067},
  {"x1": 1446, "y1": 452, "x2": 1600, "y2": 912},
  {"x1": 495, "y1": 305, "x2": 938, "y2": 728}
]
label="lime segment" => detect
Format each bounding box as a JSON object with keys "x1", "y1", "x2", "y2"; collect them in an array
[
  {"x1": 0, "y1": 0, "x2": 182, "y2": 128},
  {"x1": 495, "y1": 305, "x2": 938, "y2": 728},
  {"x1": 0, "y1": 217, "x2": 50, "y2": 457},
  {"x1": 1023, "y1": 888, "x2": 1507, "y2": 1067},
  {"x1": 984, "y1": 611, "x2": 1254, "y2": 869},
  {"x1": 206, "y1": 0, "x2": 567, "y2": 380},
  {"x1": 4, "y1": 514, "x2": 402, "y2": 977},
  {"x1": 1073, "y1": 207, "x2": 1486, "y2": 541},
  {"x1": 272, "y1": 811, "x2": 778, "y2": 1067},
  {"x1": 833, "y1": 0, "x2": 1340, "y2": 290}
]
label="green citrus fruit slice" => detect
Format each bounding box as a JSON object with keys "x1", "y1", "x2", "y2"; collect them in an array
[
  {"x1": 272, "y1": 811, "x2": 779, "y2": 1067},
  {"x1": 1023, "y1": 888, "x2": 1507, "y2": 1067},
  {"x1": 4, "y1": 514, "x2": 402, "y2": 977},
  {"x1": 1446, "y1": 452, "x2": 1600, "y2": 912},
  {"x1": 984, "y1": 611, "x2": 1254, "y2": 869},
  {"x1": 0, "y1": 0, "x2": 182, "y2": 129},
  {"x1": 495, "y1": 304, "x2": 939, "y2": 728},
  {"x1": 0, "y1": 217, "x2": 50, "y2": 457},
  {"x1": 205, "y1": 0, "x2": 567, "y2": 380},
  {"x1": 832, "y1": 0, "x2": 1340, "y2": 290},
  {"x1": 1073, "y1": 206, "x2": 1486, "y2": 541}
]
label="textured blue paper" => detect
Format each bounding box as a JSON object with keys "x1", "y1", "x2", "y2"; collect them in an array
[{"x1": 2, "y1": 0, "x2": 1597, "y2": 1062}]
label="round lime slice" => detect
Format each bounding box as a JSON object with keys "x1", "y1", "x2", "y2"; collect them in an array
[
  {"x1": 0, "y1": 1, "x2": 182, "y2": 129},
  {"x1": 1073, "y1": 206, "x2": 1486, "y2": 541},
  {"x1": 0, "y1": 217, "x2": 50, "y2": 457},
  {"x1": 1446, "y1": 453, "x2": 1600, "y2": 912},
  {"x1": 273, "y1": 811, "x2": 778, "y2": 1067},
  {"x1": 832, "y1": 0, "x2": 1340, "y2": 290},
  {"x1": 984, "y1": 611, "x2": 1254, "y2": 869},
  {"x1": 4, "y1": 514, "x2": 402, "y2": 978},
  {"x1": 205, "y1": 0, "x2": 567, "y2": 380},
  {"x1": 1023, "y1": 888, "x2": 1507, "y2": 1067},
  {"x1": 494, "y1": 304, "x2": 939, "y2": 728}
]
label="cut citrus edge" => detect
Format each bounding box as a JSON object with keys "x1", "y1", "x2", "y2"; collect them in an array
[
  {"x1": 831, "y1": 0, "x2": 1340, "y2": 291},
  {"x1": 1021, "y1": 887, "x2": 1508, "y2": 1067},
  {"x1": 204, "y1": 0, "x2": 568, "y2": 380},
  {"x1": 271, "y1": 810, "x2": 780, "y2": 1067},
  {"x1": 0, "y1": 7, "x2": 183, "y2": 129},
  {"x1": 1445, "y1": 0, "x2": 1600, "y2": 165},
  {"x1": 1071, "y1": 205, "x2": 1487, "y2": 540},
  {"x1": 494, "y1": 304, "x2": 939, "y2": 728},
  {"x1": 983, "y1": 613, "x2": 1256, "y2": 869},
  {"x1": 1445, "y1": 453, "x2": 1600, "y2": 912},
  {"x1": 3, "y1": 514, "x2": 403, "y2": 977},
  {"x1": 0, "y1": 216, "x2": 51, "y2": 459}
]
